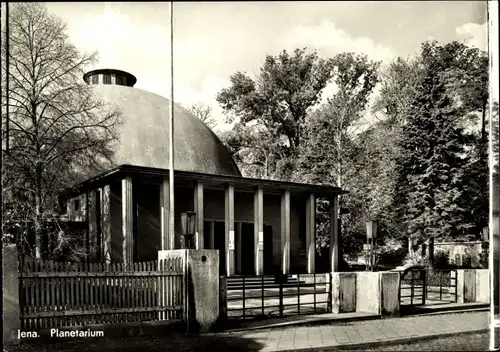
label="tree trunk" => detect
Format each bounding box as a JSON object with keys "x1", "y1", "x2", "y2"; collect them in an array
[{"x1": 34, "y1": 162, "x2": 43, "y2": 259}]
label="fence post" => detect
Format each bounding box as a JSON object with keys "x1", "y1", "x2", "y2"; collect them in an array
[
  {"x1": 278, "y1": 273, "x2": 284, "y2": 317},
  {"x1": 159, "y1": 249, "x2": 220, "y2": 333},
  {"x1": 219, "y1": 276, "x2": 228, "y2": 324},
  {"x1": 3, "y1": 245, "x2": 20, "y2": 346}
]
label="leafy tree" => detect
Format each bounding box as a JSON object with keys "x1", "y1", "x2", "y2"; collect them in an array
[
  {"x1": 294, "y1": 53, "x2": 380, "y2": 259},
  {"x1": 188, "y1": 102, "x2": 217, "y2": 129},
  {"x1": 217, "y1": 48, "x2": 335, "y2": 179},
  {"x1": 394, "y1": 41, "x2": 474, "y2": 246},
  {"x1": 2, "y1": 3, "x2": 122, "y2": 259}
]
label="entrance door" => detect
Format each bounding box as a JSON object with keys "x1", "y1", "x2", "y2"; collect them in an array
[
  {"x1": 240, "y1": 223, "x2": 255, "y2": 275},
  {"x1": 214, "y1": 221, "x2": 226, "y2": 275},
  {"x1": 264, "y1": 225, "x2": 274, "y2": 274}
]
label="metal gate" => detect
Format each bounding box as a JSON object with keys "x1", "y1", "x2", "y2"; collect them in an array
[
  {"x1": 225, "y1": 273, "x2": 331, "y2": 320},
  {"x1": 425, "y1": 269, "x2": 458, "y2": 304},
  {"x1": 399, "y1": 268, "x2": 458, "y2": 313},
  {"x1": 399, "y1": 268, "x2": 426, "y2": 308}
]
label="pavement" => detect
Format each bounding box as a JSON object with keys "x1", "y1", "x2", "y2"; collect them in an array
[
  {"x1": 7, "y1": 311, "x2": 491, "y2": 351},
  {"x1": 203, "y1": 311, "x2": 490, "y2": 351}
]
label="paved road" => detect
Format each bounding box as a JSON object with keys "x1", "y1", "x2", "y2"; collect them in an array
[
  {"x1": 7, "y1": 311, "x2": 490, "y2": 352},
  {"x1": 351, "y1": 332, "x2": 490, "y2": 351}
]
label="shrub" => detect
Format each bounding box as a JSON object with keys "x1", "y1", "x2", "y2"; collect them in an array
[{"x1": 432, "y1": 250, "x2": 452, "y2": 269}]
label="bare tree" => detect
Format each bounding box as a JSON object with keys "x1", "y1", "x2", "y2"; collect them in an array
[
  {"x1": 2, "y1": 3, "x2": 122, "y2": 259},
  {"x1": 188, "y1": 102, "x2": 217, "y2": 129}
]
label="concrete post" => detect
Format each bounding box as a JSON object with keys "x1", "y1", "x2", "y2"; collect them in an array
[
  {"x1": 380, "y1": 272, "x2": 400, "y2": 317},
  {"x1": 331, "y1": 272, "x2": 356, "y2": 313},
  {"x1": 457, "y1": 269, "x2": 477, "y2": 303},
  {"x1": 330, "y1": 196, "x2": 340, "y2": 272},
  {"x1": 88, "y1": 190, "x2": 98, "y2": 261},
  {"x1": 122, "y1": 177, "x2": 133, "y2": 263},
  {"x1": 159, "y1": 249, "x2": 220, "y2": 333},
  {"x1": 306, "y1": 194, "x2": 316, "y2": 274},
  {"x1": 225, "y1": 184, "x2": 235, "y2": 276},
  {"x1": 254, "y1": 187, "x2": 264, "y2": 275},
  {"x1": 219, "y1": 276, "x2": 228, "y2": 323},
  {"x1": 160, "y1": 178, "x2": 170, "y2": 250},
  {"x1": 101, "y1": 185, "x2": 112, "y2": 263},
  {"x1": 475, "y1": 269, "x2": 490, "y2": 303},
  {"x1": 355, "y1": 272, "x2": 381, "y2": 314},
  {"x1": 3, "y1": 245, "x2": 20, "y2": 346},
  {"x1": 194, "y1": 182, "x2": 204, "y2": 250},
  {"x1": 281, "y1": 190, "x2": 291, "y2": 275}
]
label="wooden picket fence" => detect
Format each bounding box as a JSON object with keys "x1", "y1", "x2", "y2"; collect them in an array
[{"x1": 19, "y1": 258, "x2": 185, "y2": 329}]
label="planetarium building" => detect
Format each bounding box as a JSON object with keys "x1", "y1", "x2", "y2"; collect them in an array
[{"x1": 62, "y1": 69, "x2": 345, "y2": 276}]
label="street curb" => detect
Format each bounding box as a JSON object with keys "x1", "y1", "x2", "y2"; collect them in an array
[
  {"x1": 269, "y1": 328, "x2": 490, "y2": 351},
  {"x1": 222, "y1": 314, "x2": 381, "y2": 332},
  {"x1": 223, "y1": 307, "x2": 489, "y2": 333}
]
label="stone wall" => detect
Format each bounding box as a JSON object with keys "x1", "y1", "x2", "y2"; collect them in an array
[{"x1": 434, "y1": 241, "x2": 483, "y2": 268}]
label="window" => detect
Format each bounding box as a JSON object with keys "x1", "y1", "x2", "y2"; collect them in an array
[
  {"x1": 74, "y1": 198, "x2": 81, "y2": 211},
  {"x1": 116, "y1": 75, "x2": 123, "y2": 85},
  {"x1": 91, "y1": 75, "x2": 98, "y2": 84},
  {"x1": 103, "y1": 74, "x2": 111, "y2": 85}
]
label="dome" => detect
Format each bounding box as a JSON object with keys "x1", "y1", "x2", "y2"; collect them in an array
[{"x1": 89, "y1": 70, "x2": 241, "y2": 177}]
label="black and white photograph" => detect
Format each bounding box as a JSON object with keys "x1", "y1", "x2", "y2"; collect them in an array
[{"x1": 1, "y1": 1, "x2": 499, "y2": 351}]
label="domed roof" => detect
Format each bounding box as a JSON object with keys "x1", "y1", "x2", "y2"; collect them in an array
[{"x1": 91, "y1": 81, "x2": 241, "y2": 177}]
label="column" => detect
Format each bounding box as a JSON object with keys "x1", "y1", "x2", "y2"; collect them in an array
[
  {"x1": 281, "y1": 190, "x2": 291, "y2": 275},
  {"x1": 122, "y1": 177, "x2": 133, "y2": 263},
  {"x1": 306, "y1": 193, "x2": 316, "y2": 274},
  {"x1": 88, "y1": 190, "x2": 98, "y2": 261},
  {"x1": 160, "y1": 178, "x2": 170, "y2": 250},
  {"x1": 194, "y1": 181, "x2": 204, "y2": 249},
  {"x1": 101, "y1": 185, "x2": 111, "y2": 263},
  {"x1": 225, "y1": 184, "x2": 235, "y2": 276},
  {"x1": 254, "y1": 187, "x2": 264, "y2": 275},
  {"x1": 330, "y1": 195, "x2": 340, "y2": 272}
]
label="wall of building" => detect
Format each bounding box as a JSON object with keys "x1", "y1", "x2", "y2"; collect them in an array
[
  {"x1": 434, "y1": 241, "x2": 484, "y2": 268},
  {"x1": 69, "y1": 182, "x2": 310, "y2": 272}
]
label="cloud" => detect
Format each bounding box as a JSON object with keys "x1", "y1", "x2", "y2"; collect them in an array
[
  {"x1": 281, "y1": 19, "x2": 397, "y2": 63},
  {"x1": 455, "y1": 22, "x2": 487, "y2": 51}
]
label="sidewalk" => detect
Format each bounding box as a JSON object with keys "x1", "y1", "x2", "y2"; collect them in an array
[
  {"x1": 203, "y1": 311, "x2": 489, "y2": 351},
  {"x1": 7, "y1": 311, "x2": 489, "y2": 352}
]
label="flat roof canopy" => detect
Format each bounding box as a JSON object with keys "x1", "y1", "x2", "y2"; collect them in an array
[{"x1": 60, "y1": 164, "x2": 347, "y2": 200}]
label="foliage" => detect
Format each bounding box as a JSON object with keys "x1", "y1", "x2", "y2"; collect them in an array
[
  {"x1": 432, "y1": 250, "x2": 453, "y2": 269},
  {"x1": 393, "y1": 41, "x2": 488, "y2": 245},
  {"x1": 188, "y1": 102, "x2": 217, "y2": 129},
  {"x1": 216, "y1": 48, "x2": 335, "y2": 179},
  {"x1": 293, "y1": 53, "x2": 379, "y2": 259},
  {"x1": 2, "y1": 3, "x2": 122, "y2": 259}
]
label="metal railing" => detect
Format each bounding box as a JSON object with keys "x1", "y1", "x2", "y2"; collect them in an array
[{"x1": 225, "y1": 273, "x2": 331, "y2": 320}]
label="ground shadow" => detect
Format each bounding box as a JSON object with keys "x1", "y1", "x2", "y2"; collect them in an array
[{"x1": 5, "y1": 333, "x2": 265, "y2": 352}]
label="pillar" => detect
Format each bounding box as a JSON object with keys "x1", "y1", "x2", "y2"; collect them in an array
[
  {"x1": 225, "y1": 184, "x2": 235, "y2": 276},
  {"x1": 160, "y1": 178, "x2": 170, "y2": 250},
  {"x1": 306, "y1": 193, "x2": 316, "y2": 274},
  {"x1": 330, "y1": 195, "x2": 339, "y2": 272},
  {"x1": 88, "y1": 190, "x2": 98, "y2": 261},
  {"x1": 3, "y1": 245, "x2": 20, "y2": 346},
  {"x1": 101, "y1": 185, "x2": 111, "y2": 263},
  {"x1": 122, "y1": 177, "x2": 133, "y2": 263},
  {"x1": 194, "y1": 181, "x2": 204, "y2": 250},
  {"x1": 254, "y1": 187, "x2": 264, "y2": 275},
  {"x1": 281, "y1": 190, "x2": 291, "y2": 275}
]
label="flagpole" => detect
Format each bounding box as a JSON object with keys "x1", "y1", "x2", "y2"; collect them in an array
[{"x1": 168, "y1": 1, "x2": 175, "y2": 250}]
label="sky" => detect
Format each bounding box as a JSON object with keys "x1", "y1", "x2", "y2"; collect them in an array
[{"x1": 42, "y1": 1, "x2": 491, "y2": 131}]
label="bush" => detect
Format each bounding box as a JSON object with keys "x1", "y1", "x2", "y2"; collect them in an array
[
  {"x1": 432, "y1": 250, "x2": 453, "y2": 269},
  {"x1": 378, "y1": 247, "x2": 407, "y2": 267}
]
